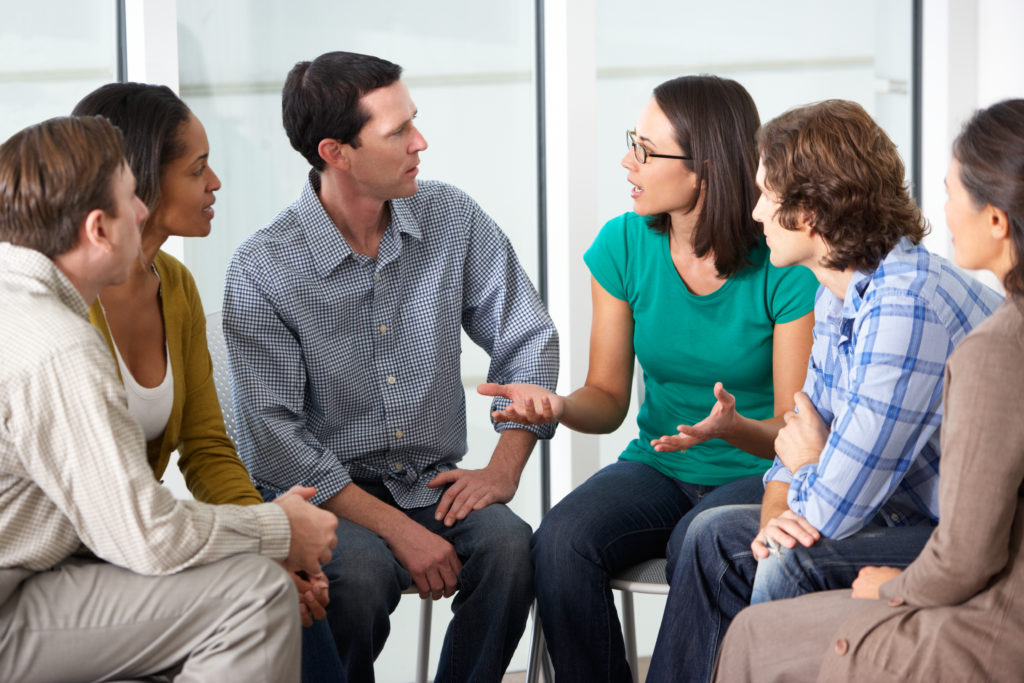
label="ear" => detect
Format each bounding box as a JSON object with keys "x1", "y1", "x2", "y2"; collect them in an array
[
  {"x1": 988, "y1": 205, "x2": 1010, "y2": 240},
  {"x1": 318, "y1": 138, "x2": 350, "y2": 171},
  {"x1": 80, "y1": 208, "x2": 112, "y2": 253}
]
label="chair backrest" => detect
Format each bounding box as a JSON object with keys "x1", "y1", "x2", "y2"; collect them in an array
[{"x1": 205, "y1": 310, "x2": 238, "y2": 445}]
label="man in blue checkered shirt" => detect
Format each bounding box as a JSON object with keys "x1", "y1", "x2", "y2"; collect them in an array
[
  {"x1": 644, "y1": 101, "x2": 1004, "y2": 683},
  {"x1": 223, "y1": 52, "x2": 558, "y2": 683}
]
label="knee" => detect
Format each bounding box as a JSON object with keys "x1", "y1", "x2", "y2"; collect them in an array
[
  {"x1": 235, "y1": 554, "x2": 300, "y2": 625},
  {"x1": 468, "y1": 510, "x2": 533, "y2": 591},
  {"x1": 749, "y1": 545, "x2": 806, "y2": 604},
  {"x1": 323, "y1": 544, "x2": 402, "y2": 616},
  {"x1": 530, "y1": 500, "x2": 601, "y2": 573}
]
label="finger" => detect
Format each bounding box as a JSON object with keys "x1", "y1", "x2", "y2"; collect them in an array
[
  {"x1": 766, "y1": 519, "x2": 814, "y2": 548},
  {"x1": 750, "y1": 536, "x2": 771, "y2": 560},
  {"x1": 427, "y1": 469, "x2": 459, "y2": 489},
  {"x1": 299, "y1": 602, "x2": 313, "y2": 628},
  {"x1": 447, "y1": 492, "x2": 485, "y2": 525},
  {"x1": 780, "y1": 511, "x2": 821, "y2": 541},
  {"x1": 793, "y1": 391, "x2": 815, "y2": 414},
  {"x1": 477, "y1": 382, "x2": 508, "y2": 398},
  {"x1": 712, "y1": 381, "x2": 734, "y2": 405},
  {"x1": 440, "y1": 556, "x2": 461, "y2": 596},
  {"x1": 282, "y1": 485, "x2": 317, "y2": 501},
  {"x1": 783, "y1": 410, "x2": 798, "y2": 424},
  {"x1": 432, "y1": 479, "x2": 464, "y2": 520},
  {"x1": 539, "y1": 396, "x2": 555, "y2": 419}
]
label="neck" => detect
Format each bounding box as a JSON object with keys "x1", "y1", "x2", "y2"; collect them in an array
[
  {"x1": 318, "y1": 169, "x2": 389, "y2": 256},
  {"x1": 814, "y1": 265, "x2": 857, "y2": 300},
  {"x1": 52, "y1": 251, "x2": 103, "y2": 305},
  {"x1": 667, "y1": 210, "x2": 699, "y2": 250},
  {"x1": 139, "y1": 218, "x2": 170, "y2": 264}
]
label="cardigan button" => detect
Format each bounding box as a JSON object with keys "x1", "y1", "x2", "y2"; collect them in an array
[
  {"x1": 834, "y1": 638, "x2": 849, "y2": 655},
  {"x1": 888, "y1": 597, "x2": 905, "y2": 607}
]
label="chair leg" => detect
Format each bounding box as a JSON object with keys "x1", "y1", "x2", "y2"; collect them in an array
[
  {"x1": 416, "y1": 597, "x2": 432, "y2": 683},
  {"x1": 525, "y1": 603, "x2": 546, "y2": 683},
  {"x1": 620, "y1": 591, "x2": 638, "y2": 683}
]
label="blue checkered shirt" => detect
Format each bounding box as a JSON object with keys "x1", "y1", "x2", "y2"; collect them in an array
[
  {"x1": 765, "y1": 238, "x2": 1003, "y2": 539},
  {"x1": 223, "y1": 174, "x2": 558, "y2": 508}
]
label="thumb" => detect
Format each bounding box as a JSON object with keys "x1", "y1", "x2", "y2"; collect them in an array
[
  {"x1": 793, "y1": 391, "x2": 815, "y2": 415},
  {"x1": 282, "y1": 485, "x2": 318, "y2": 501},
  {"x1": 477, "y1": 382, "x2": 507, "y2": 398},
  {"x1": 713, "y1": 381, "x2": 735, "y2": 404}
]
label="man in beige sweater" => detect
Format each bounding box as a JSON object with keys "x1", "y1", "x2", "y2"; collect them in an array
[{"x1": 0, "y1": 115, "x2": 337, "y2": 682}]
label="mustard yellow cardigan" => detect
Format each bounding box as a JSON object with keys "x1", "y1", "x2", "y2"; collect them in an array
[{"x1": 89, "y1": 251, "x2": 263, "y2": 505}]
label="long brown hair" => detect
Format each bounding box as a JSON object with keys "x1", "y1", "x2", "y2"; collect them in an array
[
  {"x1": 953, "y1": 99, "x2": 1024, "y2": 296},
  {"x1": 647, "y1": 75, "x2": 762, "y2": 278}
]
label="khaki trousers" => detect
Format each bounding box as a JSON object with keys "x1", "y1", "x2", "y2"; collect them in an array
[{"x1": 0, "y1": 553, "x2": 299, "y2": 683}]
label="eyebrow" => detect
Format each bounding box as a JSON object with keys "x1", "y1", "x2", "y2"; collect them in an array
[
  {"x1": 193, "y1": 153, "x2": 210, "y2": 163},
  {"x1": 636, "y1": 133, "x2": 656, "y2": 148}
]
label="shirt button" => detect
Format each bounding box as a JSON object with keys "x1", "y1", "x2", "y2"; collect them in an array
[
  {"x1": 375, "y1": 273, "x2": 381, "y2": 281},
  {"x1": 834, "y1": 638, "x2": 849, "y2": 655},
  {"x1": 890, "y1": 513, "x2": 900, "y2": 522},
  {"x1": 387, "y1": 375, "x2": 396, "y2": 385},
  {"x1": 394, "y1": 462, "x2": 403, "y2": 471},
  {"x1": 379, "y1": 324, "x2": 388, "y2": 334},
  {"x1": 395, "y1": 429, "x2": 404, "y2": 439},
  {"x1": 888, "y1": 597, "x2": 905, "y2": 607}
]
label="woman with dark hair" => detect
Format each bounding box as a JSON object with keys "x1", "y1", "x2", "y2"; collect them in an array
[
  {"x1": 713, "y1": 98, "x2": 1024, "y2": 683},
  {"x1": 480, "y1": 75, "x2": 818, "y2": 681},
  {"x1": 72, "y1": 83, "x2": 342, "y2": 682}
]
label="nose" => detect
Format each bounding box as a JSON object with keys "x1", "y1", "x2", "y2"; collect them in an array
[
  {"x1": 621, "y1": 149, "x2": 637, "y2": 171},
  {"x1": 135, "y1": 196, "x2": 149, "y2": 226},
  {"x1": 410, "y1": 124, "x2": 428, "y2": 153},
  {"x1": 208, "y1": 165, "x2": 222, "y2": 192}
]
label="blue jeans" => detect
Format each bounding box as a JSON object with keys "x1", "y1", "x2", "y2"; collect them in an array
[
  {"x1": 531, "y1": 460, "x2": 765, "y2": 683},
  {"x1": 318, "y1": 480, "x2": 533, "y2": 683},
  {"x1": 645, "y1": 504, "x2": 936, "y2": 683}
]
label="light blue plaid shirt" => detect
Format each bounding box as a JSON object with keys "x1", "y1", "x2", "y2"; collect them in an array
[
  {"x1": 765, "y1": 238, "x2": 1003, "y2": 539},
  {"x1": 223, "y1": 174, "x2": 558, "y2": 508}
]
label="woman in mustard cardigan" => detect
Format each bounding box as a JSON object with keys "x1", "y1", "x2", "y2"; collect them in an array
[{"x1": 73, "y1": 84, "x2": 342, "y2": 682}]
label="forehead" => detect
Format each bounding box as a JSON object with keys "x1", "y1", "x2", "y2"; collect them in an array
[{"x1": 359, "y1": 80, "x2": 416, "y2": 129}]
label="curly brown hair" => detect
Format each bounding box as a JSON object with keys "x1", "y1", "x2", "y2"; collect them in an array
[
  {"x1": 953, "y1": 99, "x2": 1024, "y2": 296},
  {"x1": 757, "y1": 100, "x2": 926, "y2": 272}
]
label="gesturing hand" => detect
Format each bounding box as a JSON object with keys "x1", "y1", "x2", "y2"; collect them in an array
[
  {"x1": 477, "y1": 382, "x2": 564, "y2": 425},
  {"x1": 775, "y1": 392, "x2": 828, "y2": 473},
  {"x1": 651, "y1": 382, "x2": 737, "y2": 452}
]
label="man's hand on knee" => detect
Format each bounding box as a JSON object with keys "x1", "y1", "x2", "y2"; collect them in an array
[
  {"x1": 751, "y1": 510, "x2": 820, "y2": 559},
  {"x1": 274, "y1": 486, "x2": 338, "y2": 576},
  {"x1": 389, "y1": 518, "x2": 462, "y2": 600}
]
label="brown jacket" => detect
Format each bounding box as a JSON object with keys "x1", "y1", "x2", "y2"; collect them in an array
[{"x1": 817, "y1": 297, "x2": 1024, "y2": 682}]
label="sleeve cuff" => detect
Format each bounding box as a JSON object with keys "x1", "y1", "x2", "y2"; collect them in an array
[{"x1": 254, "y1": 502, "x2": 292, "y2": 561}]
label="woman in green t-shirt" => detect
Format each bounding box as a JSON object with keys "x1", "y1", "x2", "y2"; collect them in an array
[{"x1": 480, "y1": 75, "x2": 817, "y2": 682}]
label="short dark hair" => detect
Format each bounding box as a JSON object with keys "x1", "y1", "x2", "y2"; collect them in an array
[
  {"x1": 72, "y1": 82, "x2": 191, "y2": 212},
  {"x1": 757, "y1": 99, "x2": 925, "y2": 273},
  {"x1": 647, "y1": 75, "x2": 762, "y2": 277},
  {"x1": 282, "y1": 51, "x2": 403, "y2": 171},
  {"x1": 0, "y1": 116, "x2": 125, "y2": 258},
  {"x1": 954, "y1": 99, "x2": 1024, "y2": 296}
]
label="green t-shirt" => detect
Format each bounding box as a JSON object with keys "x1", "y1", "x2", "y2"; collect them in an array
[{"x1": 584, "y1": 212, "x2": 819, "y2": 485}]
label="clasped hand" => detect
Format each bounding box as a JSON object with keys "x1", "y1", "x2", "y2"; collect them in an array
[{"x1": 775, "y1": 391, "x2": 828, "y2": 472}]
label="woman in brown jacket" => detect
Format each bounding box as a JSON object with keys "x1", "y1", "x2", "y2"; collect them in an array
[{"x1": 713, "y1": 98, "x2": 1024, "y2": 682}]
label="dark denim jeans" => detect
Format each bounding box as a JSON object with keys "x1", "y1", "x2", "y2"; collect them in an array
[
  {"x1": 645, "y1": 504, "x2": 935, "y2": 683},
  {"x1": 313, "y1": 480, "x2": 533, "y2": 683},
  {"x1": 530, "y1": 460, "x2": 765, "y2": 683}
]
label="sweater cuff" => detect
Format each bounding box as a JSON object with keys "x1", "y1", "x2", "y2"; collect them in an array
[{"x1": 254, "y1": 502, "x2": 292, "y2": 561}]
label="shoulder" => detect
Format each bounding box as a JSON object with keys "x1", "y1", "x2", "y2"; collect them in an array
[
  {"x1": 948, "y1": 299, "x2": 1024, "y2": 370},
  {"x1": 864, "y1": 241, "x2": 1002, "y2": 324},
  {"x1": 395, "y1": 180, "x2": 483, "y2": 231}
]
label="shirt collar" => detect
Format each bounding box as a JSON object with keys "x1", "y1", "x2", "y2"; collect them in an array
[
  {"x1": 0, "y1": 242, "x2": 89, "y2": 319},
  {"x1": 838, "y1": 237, "x2": 915, "y2": 321},
  {"x1": 297, "y1": 171, "x2": 424, "y2": 278}
]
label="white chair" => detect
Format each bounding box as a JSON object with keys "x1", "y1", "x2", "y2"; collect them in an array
[
  {"x1": 525, "y1": 557, "x2": 669, "y2": 683},
  {"x1": 205, "y1": 311, "x2": 434, "y2": 683}
]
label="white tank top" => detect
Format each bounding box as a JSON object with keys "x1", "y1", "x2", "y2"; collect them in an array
[{"x1": 111, "y1": 339, "x2": 174, "y2": 442}]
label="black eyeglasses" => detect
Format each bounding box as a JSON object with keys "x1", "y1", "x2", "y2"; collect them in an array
[{"x1": 626, "y1": 129, "x2": 691, "y2": 164}]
